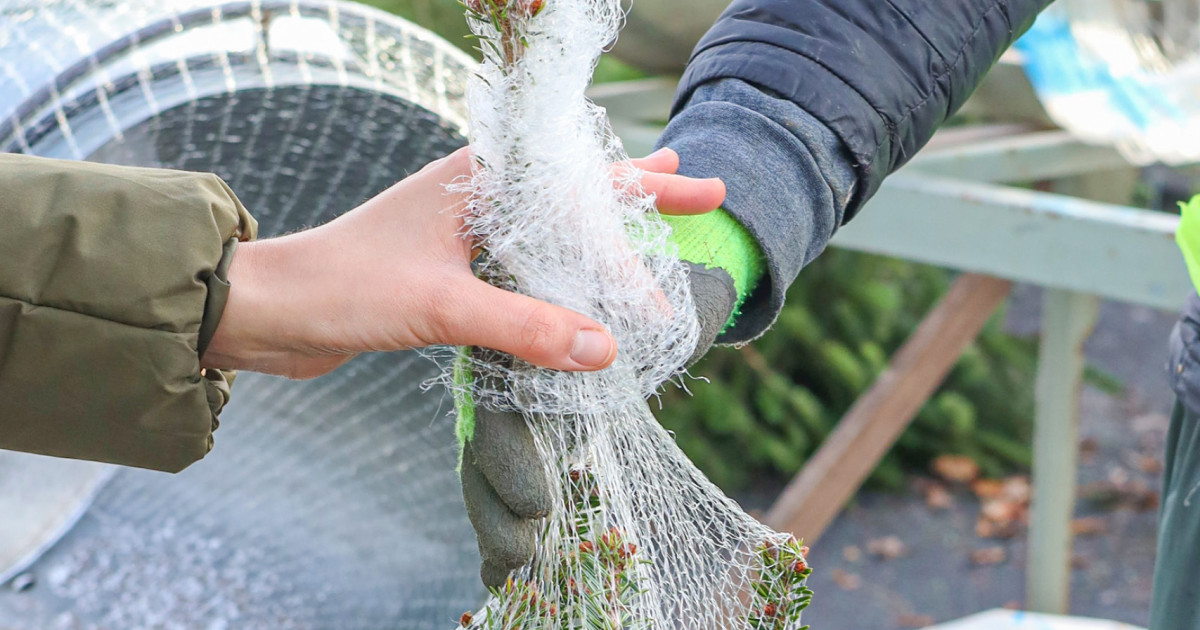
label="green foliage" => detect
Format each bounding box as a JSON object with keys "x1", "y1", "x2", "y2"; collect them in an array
[
  {"x1": 463, "y1": 466, "x2": 648, "y2": 630},
  {"x1": 656, "y1": 250, "x2": 1040, "y2": 491},
  {"x1": 462, "y1": 465, "x2": 813, "y2": 629},
  {"x1": 360, "y1": 0, "x2": 646, "y2": 85},
  {"x1": 592, "y1": 56, "x2": 646, "y2": 84},
  {"x1": 363, "y1": 0, "x2": 476, "y2": 54},
  {"x1": 748, "y1": 538, "x2": 813, "y2": 630}
]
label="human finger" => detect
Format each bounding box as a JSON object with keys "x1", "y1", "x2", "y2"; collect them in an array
[
  {"x1": 471, "y1": 406, "x2": 554, "y2": 519},
  {"x1": 617, "y1": 148, "x2": 727, "y2": 215},
  {"x1": 461, "y1": 444, "x2": 540, "y2": 588},
  {"x1": 625, "y1": 146, "x2": 681, "y2": 175},
  {"x1": 640, "y1": 170, "x2": 726, "y2": 215}
]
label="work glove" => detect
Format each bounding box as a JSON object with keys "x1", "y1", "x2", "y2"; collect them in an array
[{"x1": 459, "y1": 208, "x2": 763, "y2": 588}]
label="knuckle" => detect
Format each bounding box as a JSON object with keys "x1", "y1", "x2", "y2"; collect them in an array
[
  {"x1": 415, "y1": 277, "x2": 465, "y2": 343},
  {"x1": 491, "y1": 521, "x2": 538, "y2": 568}
]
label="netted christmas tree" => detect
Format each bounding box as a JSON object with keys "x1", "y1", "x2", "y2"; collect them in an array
[{"x1": 444, "y1": 1, "x2": 813, "y2": 628}]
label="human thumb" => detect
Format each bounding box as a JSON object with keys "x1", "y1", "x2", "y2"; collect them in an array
[{"x1": 439, "y1": 279, "x2": 617, "y2": 371}]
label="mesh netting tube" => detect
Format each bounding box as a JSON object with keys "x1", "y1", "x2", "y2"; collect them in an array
[{"x1": 447, "y1": 1, "x2": 813, "y2": 628}]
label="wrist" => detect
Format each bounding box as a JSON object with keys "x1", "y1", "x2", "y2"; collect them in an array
[
  {"x1": 199, "y1": 238, "x2": 302, "y2": 373},
  {"x1": 200, "y1": 239, "x2": 262, "y2": 371}
]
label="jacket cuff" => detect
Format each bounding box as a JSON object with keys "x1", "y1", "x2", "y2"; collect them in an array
[
  {"x1": 0, "y1": 154, "x2": 257, "y2": 473},
  {"x1": 196, "y1": 179, "x2": 255, "y2": 470},
  {"x1": 657, "y1": 90, "x2": 845, "y2": 343},
  {"x1": 204, "y1": 366, "x2": 236, "y2": 448},
  {"x1": 198, "y1": 237, "x2": 238, "y2": 358},
  {"x1": 674, "y1": 40, "x2": 883, "y2": 221},
  {"x1": 675, "y1": 0, "x2": 1049, "y2": 221}
]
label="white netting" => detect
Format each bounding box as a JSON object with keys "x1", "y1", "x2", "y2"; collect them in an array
[{"x1": 446, "y1": 1, "x2": 813, "y2": 628}]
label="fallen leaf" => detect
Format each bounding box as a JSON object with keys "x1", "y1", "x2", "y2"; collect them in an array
[
  {"x1": 1108, "y1": 466, "x2": 1131, "y2": 486},
  {"x1": 1136, "y1": 488, "x2": 1161, "y2": 512},
  {"x1": 1080, "y1": 478, "x2": 1161, "y2": 512},
  {"x1": 1079, "y1": 480, "x2": 1126, "y2": 507},
  {"x1": 911, "y1": 476, "x2": 937, "y2": 491},
  {"x1": 1125, "y1": 479, "x2": 1155, "y2": 510},
  {"x1": 1138, "y1": 455, "x2": 1164, "y2": 475},
  {"x1": 925, "y1": 484, "x2": 954, "y2": 510},
  {"x1": 970, "y1": 547, "x2": 1007, "y2": 566},
  {"x1": 897, "y1": 613, "x2": 934, "y2": 628},
  {"x1": 933, "y1": 455, "x2": 980, "y2": 484},
  {"x1": 981, "y1": 498, "x2": 1022, "y2": 525},
  {"x1": 1079, "y1": 437, "x2": 1100, "y2": 462},
  {"x1": 971, "y1": 478, "x2": 1004, "y2": 500},
  {"x1": 1071, "y1": 516, "x2": 1108, "y2": 537},
  {"x1": 843, "y1": 545, "x2": 862, "y2": 563},
  {"x1": 1001, "y1": 476, "x2": 1031, "y2": 504},
  {"x1": 867, "y1": 535, "x2": 908, "y2": 560},
  {"x1": 831, "y1": 568, "x2": 862, "y2": 591},
  {"x1": 976, "y1": 515, "x2": 1020, "y2": 540}
]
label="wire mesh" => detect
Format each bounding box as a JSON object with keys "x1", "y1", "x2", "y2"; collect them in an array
[{"x1": 0, "y1": 1, "x2": 488, "y2": 627}]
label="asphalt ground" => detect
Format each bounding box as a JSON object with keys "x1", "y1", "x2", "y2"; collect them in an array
[{"x1": 772, "y1": 285, "x2": 1180, "y2": 629}]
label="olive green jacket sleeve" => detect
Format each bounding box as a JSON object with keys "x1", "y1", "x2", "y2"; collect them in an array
[{"x1": 0, "y1": 153, "x2": 257, "y2": 473}]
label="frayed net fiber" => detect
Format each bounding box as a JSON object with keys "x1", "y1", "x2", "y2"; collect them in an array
[{"x1": 449, "y1": 1, "x2": 812, "y2": 628}]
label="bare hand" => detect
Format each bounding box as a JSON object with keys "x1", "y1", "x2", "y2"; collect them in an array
[{"x1": 200, "y1": 147, "x2": 726, "y2": 379}]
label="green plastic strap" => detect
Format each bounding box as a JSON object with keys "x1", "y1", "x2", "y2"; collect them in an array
[
  {"x1": 664, "y1": 208, "x2": 766, "y2": 330},
  {"x1": 453, "y1": 346, "x2": 476, "y2": 450},
  {"x1": 1178, "y1": 196, "x2": 1200, "y2": 295},
  {"x1": 197, "y1": 238, "x2": 238, "y2": 358}
]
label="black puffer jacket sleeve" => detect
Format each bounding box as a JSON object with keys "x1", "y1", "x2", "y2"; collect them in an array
[{"x1": 674, "y1": 0, "x2": 1053, "y2": 221}]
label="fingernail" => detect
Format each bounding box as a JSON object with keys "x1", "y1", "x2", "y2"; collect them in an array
[
  {"x1": 570, "y1": 329, "x2": 615, "y2": 368},
  {"x1": 647, "y1": 147, "x2": 672, "y2": 159}
]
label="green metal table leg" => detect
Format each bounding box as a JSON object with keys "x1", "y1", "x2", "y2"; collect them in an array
[{"x1": 1027, "y1": 288, "x2": 1100, "y2": 613}]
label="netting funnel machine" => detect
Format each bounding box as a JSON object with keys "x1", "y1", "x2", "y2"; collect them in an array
[{"x1": 0, "y1": 1, "x2": 488, "y2": 627}]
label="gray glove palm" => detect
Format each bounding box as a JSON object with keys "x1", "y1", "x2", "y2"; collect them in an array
[{"x1": 460, "y1": 262, "x2": 737, "y2": 587}]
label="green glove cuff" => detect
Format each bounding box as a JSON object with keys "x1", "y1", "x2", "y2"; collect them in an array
[
  {"x1": 664, "y1": 208, "x2": 766, "y2": 331},
  {"x1": 455, "y1": 211, "x2": 764, "y2": 448}
]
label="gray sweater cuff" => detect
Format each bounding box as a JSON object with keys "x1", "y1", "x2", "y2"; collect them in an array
[{"x1": 656, "y1": 79, "x2": 855, "y2": 343}]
